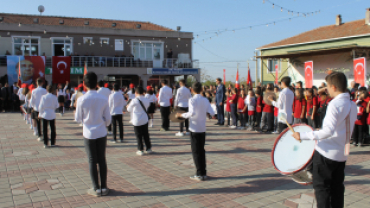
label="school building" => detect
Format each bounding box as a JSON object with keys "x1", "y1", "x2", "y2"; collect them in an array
[
  {"x1": 256, "y1": 8, "x2": 370, "y2": 87},
  {"x1": 0, "y1": 13, "x2": 200, "y2": 87}
]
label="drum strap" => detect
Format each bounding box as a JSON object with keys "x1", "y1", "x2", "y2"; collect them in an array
[{"x1": 344, "y1": 107, "x2": 351, "y2": 156}]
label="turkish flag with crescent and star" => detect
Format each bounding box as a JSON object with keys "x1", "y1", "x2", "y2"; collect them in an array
[
  {"x1": 304, "y1": 61, "x2": 313, "y2": 88},
  {"x1": 52, "y1": 56, "x2": 71, "y2": 84},
  {"x1": 354, "y1": 57, "x2": 366, "y2": 87}
]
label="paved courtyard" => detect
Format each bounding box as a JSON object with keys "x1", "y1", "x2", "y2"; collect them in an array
[{"x1": 1, "y1": 111, "x2": 370, "y2": 208}]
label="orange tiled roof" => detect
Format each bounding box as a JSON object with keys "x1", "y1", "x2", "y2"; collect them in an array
[
  {"x1": 258, "y1": 19, "x2": 370, "y2": 49},
  {"x1": 0, "y1": 13, "x2": 174, "y2": 31}
]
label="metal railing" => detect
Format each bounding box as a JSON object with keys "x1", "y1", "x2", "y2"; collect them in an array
[{"x1": 0, "y1": 56, "x2": 199, "y2": 68}]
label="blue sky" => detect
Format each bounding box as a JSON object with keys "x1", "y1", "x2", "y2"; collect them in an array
[{"x1": 1, "y1": 0, "x2": 368, "y2": 82}]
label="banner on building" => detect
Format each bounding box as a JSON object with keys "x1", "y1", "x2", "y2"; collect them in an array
[
  {"x1": 7, "y1": 56, "x2": 45, "y2": 85},
  {"x1": 46, "y1": 67, "x2": 84, "y2": 75},
  {"x1": 52, "y1": 56, "x2": 71, "y2": 84},
  {"x1": 304, "y1": 61, "x2": 313, "y2": 88},
  {"x1": 354, "y1": 57, "x2": 366, "y2": 87},
  {"x1": 275, "y1": 64, "x2": 279, "y2": 84},
  {"x1": 147, "y1": 68, "x2": 199, "y2": 75}
]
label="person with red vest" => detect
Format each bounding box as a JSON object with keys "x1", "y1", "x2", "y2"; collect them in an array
[
  {"x1": 237, "y1": 90, "x2": 247, "y2": 130},
  {"x1": 353, "y1": 87, "x2": 370, "y2": 147},
  {"x1": 293, "y1": 88, "x2": 306, "y2": 124}
]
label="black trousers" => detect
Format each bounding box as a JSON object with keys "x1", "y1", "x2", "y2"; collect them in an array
[
  {"x1": 32, "y1": 111, "x2": 42, "y2": 137},
  {"x1": 307, "y1": 116, "x2": 317, "y2": 129},
  {"x1": 238, "y1": 113, "x2": 247, "y2": 127},
  {"x1": 313, "y1": 151, "x2": 346, "y2": 208},
  {"x1": 112, "y1": 114, "x2": 123, "y2": 141},
  {"x1": 134, "y1": 123, "x2": 152, "y2": 151},
  {"x1": 255, "y1": 112, "x2": 262, "y2": 128},
  {"x1": 84, "y1": 137, "x2": 108, "y2": 190},
  {"x1": 353, "y1": 124, "x2": 364, "y2": 145},
  {"x1": 230, "y1": 104, "x2": 237, "y2": 126},
  {"x1": 190, "y1": 132, "x2": 206, "y2": 176},
  {"x1": 43, "y1": 119, "x2": 56, "y2": 145},
  {"x1": 179, "y1": 107, "x2": 189, "y2": 132},
  {"x1": 278, "y1": 123, "x2": 288, "y2": 133},
  {"x1": 160, "y1": 106, "x2": 171, "y2": 130},
  {"x1": 216, "y1": 104, "x2": 224, "y2": 124}
]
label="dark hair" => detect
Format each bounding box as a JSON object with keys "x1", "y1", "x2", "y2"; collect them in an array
[
  {"x1": 358, "y1": 87, "x2": 368, "y2": 98},
  {"x1": 179, "y1": 79, "x2": 186, "y2": 85},
  {"x1": 147, "y1": 89, "x2": 154, "y2": 95},
  {"x1": 274, "y1": 86, "x2": 279, "y2": 89},
  {"x1": 22, "y1": 87, "x2": 29, "y2": 95},
  {"x1": 216, "y1": 77, "x2": 222, "y2": 82},
  {"x1": 83, "y1": 72, "x2": 98, "y2": 89},
  {"x1": 37, "y1": 78, "x2": 43, "y2": 85},
  {"x1": 325, "y1": 72, "x2": 347, "y2": 93},
  {"x1": 135, "y1": 86, "x2": 144, "y2": 94},
  {"x1": 295, "y1": 88, "x2": 304, "y2": 100},
  {"x1": 46, "y1": 85, "x2": 54, "y2": 93},
  {"x1": 161, "y1": 80, "x2": 168, "y2": 85},
  {"x1": 281, "y1": 76, "x2": 291, "y2": 87},
  {"x1": 192, "y1": 82, "x2": 202, "y2": 94},
  {"x1": 312, "y1": 86, "x2": 318, "y2": 90},
  {"x1": 297, "y1": 81, "x2": 302, "y2": 86},
  {"x1": 354, "y1": 83, "x2": 360, "y2": 89},
  {"x1": 113, "y1": 83, "x2": 120, "y2": 91},
  {"x1": 255, "y1": 87, "x2": 262, "y2": 96},
  {"x1": 305, "y1": 88, "x2": 314, "y2": 96},
  {"x1": 78, "y1": 87, "x2": 83, "y2": 92},
  {"x1": 98, "y1": 80, "x2": 104, "y2": 87}
]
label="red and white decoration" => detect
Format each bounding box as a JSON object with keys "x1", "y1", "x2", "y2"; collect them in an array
[
  {"x1": 235, "y1": 69, "x2": 240, "y2": 89},
  {"x1": 275, "y1": 64, "x2": 279, "y2": 84},
  {"x1": 304, "y1": 61, "x2": 313, "y2": 88},
  {"x1": 354, "y1": 57, "x2": 366, "y2": 87},
  {"x1": 52, "y1": 56, "x2": 71, "y2": 84}
]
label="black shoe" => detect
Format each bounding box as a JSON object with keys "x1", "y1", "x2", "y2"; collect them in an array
[{"x1": 214, "y1": 122, "x2": 220, "y2": 125}]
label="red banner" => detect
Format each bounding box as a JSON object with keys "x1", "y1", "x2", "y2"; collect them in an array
[
  {"x1": 235, "y1": 69, "x2": 240, "y2": 89},
  {"x1": 247, "y1": 68, "x2": 252, "y2": 88},
  {"x1": 275, "y1": 64, "x2": 279, "y2": 84},
  {"x1": 52, "y1": 56, "x2": 71, "y2": 84},
  {"x1": 223, "y1": 69, "x2": 226, "y2": 85},
  {"x1": 354, "y1": 57, "x2": 366, "y2": 87},
  {"x1": 305, "y1": 61, "x2": 313, "y2": 88}
]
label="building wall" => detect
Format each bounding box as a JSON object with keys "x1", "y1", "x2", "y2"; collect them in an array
[
  {"x1": 0, "y1": 37, "x2": 12, "y2": 55},
  {"x1": 261, "y1": 58, "x2": 289, "y2": 85}
]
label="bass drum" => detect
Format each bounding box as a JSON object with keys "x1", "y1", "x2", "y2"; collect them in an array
[{"x1": 271, "y1": 124, "x2": 315, "y2": 185}]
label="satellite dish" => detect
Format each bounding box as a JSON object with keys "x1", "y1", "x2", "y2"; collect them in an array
[{"x1": 38, "y1": 5, "x2": 45, "y2": 15}]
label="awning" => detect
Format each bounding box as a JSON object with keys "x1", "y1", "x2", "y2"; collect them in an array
[{"x1": 256, "y1": 45, "x2": 370, "y2": 59}]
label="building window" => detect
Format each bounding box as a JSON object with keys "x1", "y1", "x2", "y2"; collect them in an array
[
  {"x1": 100, "y1": 38, "x2": 109, "y2": 45},
  {"x1": 13, "y1": 36, "x2": 40, "y2": 56},
  {"x1": 83, "y1": 37, "x2": 93, "y2": 45},
  {"x1": 268, "y1": 59, "x2": 279, "y2": 72},
  {"x1": 115, "y1": 39, "x2": 124, "y2": 51},
  {"x1": 51, "y1": 38, "x2": 73, "y2": 56},
  {"x1": 132, "y1": 41, "x2": 163, "y2": 60}
]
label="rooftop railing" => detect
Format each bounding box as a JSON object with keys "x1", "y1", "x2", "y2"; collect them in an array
[{"x1": 0, "y1": 56, "x2": 199, "y2": 69}]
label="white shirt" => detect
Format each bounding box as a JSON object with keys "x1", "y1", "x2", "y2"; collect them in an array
[
  {"x1": 272, "y1": 87, "x2": 294, "y2": 124},
  {"x1": 301, "y1": 93, "x2": 357, "y2": 162},
  {"x1": 158, "y1": 85, "x2": 172, "y2": 107},
  {"x1": 126, "y1": 90, "x2": 136, "y2": 100},
  {"x1": 30, "y1": 86, "x2": 47, "y2": 111},
  {"x1": 175, "y1": 86, "x2": 192, "y2": 107},
  {"x1": 97, "y1": 87, "x2": 111, "y2": 99},
  {"x1": 127, "y1": 96, "x2": 150, "y2": 126},
  {"x1": 39, "y1": 93, "x2": 59, "y2": 120},
  {"x1": 245, "y1": 95, "x2": 256, "y2": 111},
  {"x1": 18, "y1": 88, "x2": 25, "y2": 101},
  {"x1": 75, "y1": 90, "x2": 111, "y2": 139},
  {"x1": 109, "y1": 91, "x2": 126, "y2": 115},
  {"x1": 57, "y1": 85, "x2": 68, "y2": 97},
  {"x1": 145, "y1": 94, "x2": 158, "y2": 103},
  {"x1": 181, "y1": 94, "x2": 215, "y2": 133}
]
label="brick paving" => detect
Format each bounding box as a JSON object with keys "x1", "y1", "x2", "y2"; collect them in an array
[{"x1": 1, "y1": 111, "x2": 370, "y2": 208}]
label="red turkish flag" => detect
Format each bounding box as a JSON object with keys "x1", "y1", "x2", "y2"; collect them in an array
[
  {"x1": 354, "y1": 57, "x2": 366, "y2": 87},
  {"x1": 223, "y1": 69, "x2": 226, "y2": 85},
  {"x1": 305, "y1": 61, "x2": 313, "y2": 88},
  {"x1": 235, "y1": 69, "x2": 240, "y2": 89},
  {"x1": 247, "y1": 67, "x2": 252, "y2": 88},
  {"x1": 275, "y1": 64, "x2": 279, "y2": 85},
  {"x1": 52, "y1": 56, "x2": 71, "y2": 84}
]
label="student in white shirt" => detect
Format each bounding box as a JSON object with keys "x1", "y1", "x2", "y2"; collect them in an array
[
  {"x1": 176, "y1": 82, "x2": 215, "y2": 181},
  {"x1": 98, "y1": 81, "x2": 113, "y2": 134},
  {"x1": 292, "y1": 72, "x2": 357, "y2": 208},
  {"x1": 268, "y1": 76, "x2": 294, "y2": 133},
  {"x1": 158, "y1": 80, "x2": 173, "y2": 131},
  {"x1": 108, "y1": 84, "x2": 126, "y2": 143},
  {"x1": 38, "y1": 85, "x2": 59, "y2": 148},
  {"x1": 75, "y1": 72, "x2": 111, "y2": 197},
  {"x1": 56, "y1": 81, "x2": 68, "y2": 116},
  {"x1": 127, "y1": 87, "x2": 152, "y2": 156},
  {"x1": 244, "y1": 89, "x2": 256, "y2": 131},
  {"x1": 30, "y1": 78, "x2": 47, "y2": 141},
  {"x1": 145, "y1": 86, "x2": 158, "y2": 127},
  {"x1": 174, "y1": 79, "x2": 192, "y2": 136}
]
